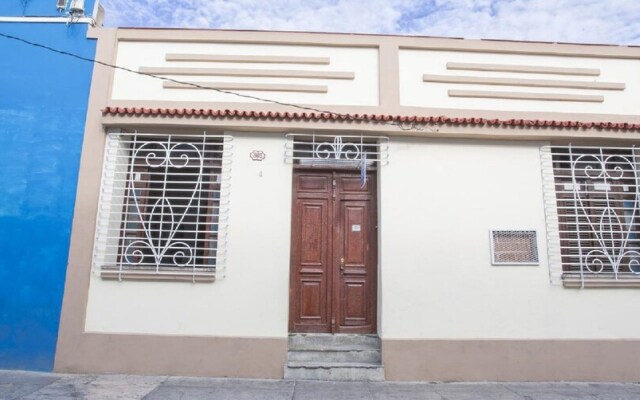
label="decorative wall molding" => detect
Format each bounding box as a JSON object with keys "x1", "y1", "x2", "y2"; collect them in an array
[
  {"x1": 446, "y1": 62, "x2": 601, "y2": 76},
  {"x1": 424, "y1": 74, "x2": 624, "y2": 91},
  {"x1": 165, "y1": 54, "x2": 330, "y2": 64},
  {"x1": 139, "y1": 67, "x2": 355, "y2": 80},
  {"x1": 163, "y1": 81, "x2": 328, "y2": 93},
  {"x1": 448, "y1": 90, "x2": 604, "y2": 103}
]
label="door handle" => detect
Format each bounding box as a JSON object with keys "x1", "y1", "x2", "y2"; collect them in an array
[{"x1": 340, "y1": 257, "x2": 345, "y2": 273}]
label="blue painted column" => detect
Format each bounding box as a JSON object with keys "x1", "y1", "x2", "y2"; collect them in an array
[{"x1": 0, "y1": 0, "x2": 96, "y2": 371}]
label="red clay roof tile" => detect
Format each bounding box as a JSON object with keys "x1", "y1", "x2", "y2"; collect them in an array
[{"x1": 101, "y1": 107, "x2": 640, "y2": 132}]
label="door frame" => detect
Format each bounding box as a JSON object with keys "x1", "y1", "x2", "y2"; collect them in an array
[{"x1": 288, "y1": 165, "x2": 378, "y2": 334}]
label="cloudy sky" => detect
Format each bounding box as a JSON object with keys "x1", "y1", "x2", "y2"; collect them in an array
[{"x1": 99, "y1": 0, "x2": 640, "y2": 46}]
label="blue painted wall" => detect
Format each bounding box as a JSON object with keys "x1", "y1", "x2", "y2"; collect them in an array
[
  {"x1": 0, "y1": 0, "x2": 83, "y2": 16},
  {"x1": 0, "y1": 0, "x2": 96, "y2": 371}
]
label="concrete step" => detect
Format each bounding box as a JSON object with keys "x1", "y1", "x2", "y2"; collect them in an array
[
  {"x1": 288, "y1": 343, "x2": 379, "y2": 351},
  {"x1": 288, "y1": 334, "x2": 380, "y2": 349},
  {"x1": 284, "y1": 362, "x2": 385, "y2": 381},
  {"x1": 287, "y1": 349, "x2": 381, "y2": 363},
  {"x1": 286, "y1": 334, "x2": 384, "y2": 381}
]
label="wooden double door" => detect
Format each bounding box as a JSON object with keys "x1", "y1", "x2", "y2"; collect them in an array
[{"x1": 289, "y1": 169, "x2": 377, "y2": 333}]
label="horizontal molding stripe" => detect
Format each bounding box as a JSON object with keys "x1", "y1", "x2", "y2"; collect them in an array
[
  {"x1": 139, "y1": 67, "x2": 354, "y2": 80},
  {"x1": 448, "y1": 90, "x2": 604, "y2": 103},
  {"x1": 111, "y1": 29, "x2": 640, "y2": 59},
  {"x1": 163, "y1": 81, "x2": 328, "y2": 93},
  {"x1": 166, "y1": 54, "x2": 330, "y2": 64},
  {"x1": 446, "y1": 62, "x2": 601, "y2": 76},
  {"x1": 425, "y1": 74, "x2": 625, "y2": 90}
]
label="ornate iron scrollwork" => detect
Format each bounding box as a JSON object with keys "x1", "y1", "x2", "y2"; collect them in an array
[
  {"x1": 123, "y1": 140, "x2": 204, "y2": 270},
  {"x1": 568, "y1": 147, "x2": 640, "y2": 279},
  {"x1": 313, "y1": 136, "x2": 361, "y2": 161}
]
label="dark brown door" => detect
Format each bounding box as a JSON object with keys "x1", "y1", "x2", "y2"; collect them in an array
[{"x1": 289, "y1": 169, "x2": 377, "y2": 333}]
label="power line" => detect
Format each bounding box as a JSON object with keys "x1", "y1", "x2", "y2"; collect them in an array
[{"x1": 0, "y1": 31, "x2": 433, "y2": 132}]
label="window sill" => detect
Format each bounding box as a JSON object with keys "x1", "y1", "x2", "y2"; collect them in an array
[
  {"x1": 100, "y1": 266, "x2": 216, "y2": 283},
  {"x1": 562, "y1": 273, "x2": 640, "y2": 288}
]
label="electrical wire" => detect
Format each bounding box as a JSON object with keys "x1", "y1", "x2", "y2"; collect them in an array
[{"x1": 0, "y1": 31, "x2": 434, "y2": 132}]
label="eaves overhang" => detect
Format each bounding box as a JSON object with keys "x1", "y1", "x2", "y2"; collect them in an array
[{"x1": 102, "y1": 107, "x2": 640, "y2": 132}]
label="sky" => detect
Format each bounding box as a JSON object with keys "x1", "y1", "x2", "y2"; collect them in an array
[{"x1": 98, "y1": 0, "x2": 640, "y2": 46}]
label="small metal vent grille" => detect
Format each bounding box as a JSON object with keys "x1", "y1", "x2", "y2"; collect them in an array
[{"x1": 490, "y1": 230, "x2": 539, "y2": 265}]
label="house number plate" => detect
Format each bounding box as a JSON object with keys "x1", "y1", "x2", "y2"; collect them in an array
[
  {"x1": 352, "y1": 224, "x2": 361, "y2": 232},
  {"x1": 250, "y1": 150, "x2": 266, "y2": 161}
]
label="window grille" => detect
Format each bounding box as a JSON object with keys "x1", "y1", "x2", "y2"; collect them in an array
[
  {"x1": 490, "y1": 230, "x2": 539, "y2": 265},
  {"x1": 284, "y1": 133, "x2": 389, "y2": 166},
  {"x1": 93, "y1": 132, "x2": 233, "y2": 282},
  {"x1": 541, "y1": 145, "x2": 640, "y2": 288}
]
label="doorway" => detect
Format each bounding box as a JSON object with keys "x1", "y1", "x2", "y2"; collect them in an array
[{"x1": 289, "y1": 169, "x2": 377, "y2": 333}]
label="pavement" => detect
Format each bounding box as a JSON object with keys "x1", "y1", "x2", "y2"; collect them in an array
[{"x1": 2, "y1": 370, "x2": 640, "y2": 399}]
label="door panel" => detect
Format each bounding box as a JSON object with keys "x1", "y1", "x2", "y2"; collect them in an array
[
  {"x1": 344, "y1": 205, "x2": 366, "y2": 263},
  {"x1": 300, "y1": 279, "x2": 322, "y2": 318},
  {"x1": 300, "y1": 204, "x2": 325, "y2": 265},
  {"x1": 335, "y1": 188, "x2": 376, "y2": 333},
  {"x1": 344, "y1": 280, "x2": 367, "y2": 318},
  {"x1": 290, "y1": 170, "x2": 377, "y2": 334},
  {"x1": 290, "y1": 173, "x2": 332, "y2": 332}
]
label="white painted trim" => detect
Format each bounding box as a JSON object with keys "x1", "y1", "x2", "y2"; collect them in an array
[
  {"x1": 92, "y1": 0, "x2": 102, "y2": 19},
  {"x1": 539, "y1": 146, "x2": 563, "y2": 285},
  {"x1": 0, "y1": 16, "x2": 93, "y2": 24}
]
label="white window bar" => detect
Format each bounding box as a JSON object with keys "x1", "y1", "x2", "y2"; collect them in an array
[
  {"x1": 284, "y1": 133, "x2": 389, "y2": 166},
  {"x1": 92, "y1": 132, "x2": 233, "y2": 283},
  {"x1": 541, "y1": 144, "x2": 640, "y2": 288}
]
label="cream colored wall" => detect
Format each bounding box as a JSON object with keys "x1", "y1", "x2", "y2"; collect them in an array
[
  {"x1": 399, "y1": 49, "x2": 640, "y2": 115},
  {"x1": 380, "y1": 138, "x2": 640, "y2": 339},
  {"x1": 111, "y1": 42, "x2": 379, "y2": 106},
  {"x1": 84, "y1": 132, "x2": 293, "y2": 337}
]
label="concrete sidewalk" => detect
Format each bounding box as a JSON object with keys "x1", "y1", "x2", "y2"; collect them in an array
[{"x1": 2, "y1": 370, "x2": 640, "y2": 399}]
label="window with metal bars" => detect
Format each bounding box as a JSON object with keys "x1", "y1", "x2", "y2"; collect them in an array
[
  {"x1": 93, "y1": 132, "x2": 232, "y2": 282},
  {"x1": 548, "y1": 146, "x2": 640, "y2": 287},
  {"x1": 284, "y1": 133, "x2": 389, "y2": 167}
]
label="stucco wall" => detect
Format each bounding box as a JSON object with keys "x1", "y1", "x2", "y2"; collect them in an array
[
  {"x1": 399, "y1": 50, "x2": 640, "y2": 115},
  {"x1": 84, "y1": 135, "x2": 640, "y2": 340},
  {"x1": 0, "y1": 3, "x2": 96, "y2": 370},
  {"x1": 84, "y1": 132, "x2": 293, "y2": 337},
  {"x1": 111, "y1": 41, "x2": 379, "y2": 106},
  {"x1": 379, "y1": 137, "x2": 640, "y2": 340}
]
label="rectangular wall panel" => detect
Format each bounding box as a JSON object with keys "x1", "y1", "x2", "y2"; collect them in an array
[
  {"x1": 112, "y1": 42, "x2": 379, "y2": 106},
  {"x1": 400, "y1": 49, "x2": 640, "y2": 115}
]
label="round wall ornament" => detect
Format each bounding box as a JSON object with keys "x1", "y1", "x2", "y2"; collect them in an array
[{"x1": 250, "y1": 150, "x2": 266, "y2": 161}]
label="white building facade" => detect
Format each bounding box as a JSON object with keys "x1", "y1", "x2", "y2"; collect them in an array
[{"x1": 55, "y1": 27, "x2": 640, "y2": 381}]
